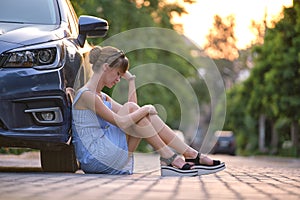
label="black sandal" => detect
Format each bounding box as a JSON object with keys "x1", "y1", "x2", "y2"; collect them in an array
[
  {"x1": 185, "y1": 153, "x2": 221, "y2": 166},
  {"x1": 160, "y1": 154, "x2": 198, "y2": 177},
  {"x1": 185, "y1": 153, "x2": 226, "y2": 175}
]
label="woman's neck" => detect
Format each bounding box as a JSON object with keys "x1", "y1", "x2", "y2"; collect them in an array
[{"x1": 85, "y1": 72, "x2": 104, "y2": 93}]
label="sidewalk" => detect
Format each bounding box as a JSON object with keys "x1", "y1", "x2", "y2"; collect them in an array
[{"x1": 0, "y1": 152, "x2": 299, "y2": 200}]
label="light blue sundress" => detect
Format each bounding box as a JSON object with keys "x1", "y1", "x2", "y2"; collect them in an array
[{"x1": 72, "y1": 88, "x2": 133, "y2": 175}]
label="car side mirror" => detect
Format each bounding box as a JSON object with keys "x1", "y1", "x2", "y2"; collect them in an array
[{"x1": 77, "y1": 15, "x2": 109, "y2": 47}]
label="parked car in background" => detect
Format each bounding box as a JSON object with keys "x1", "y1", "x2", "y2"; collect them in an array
[
  {"x1": 0, "y1": 0, "x2": 108, "y2": 172},
  {"x1": 211, "y1": 131, "x2": 236, "y2": 155}
]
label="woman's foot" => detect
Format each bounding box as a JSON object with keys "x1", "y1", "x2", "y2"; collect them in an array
[
  {"x1": 160, "y1": 154, "x2": 198, "y2": 177},
  {"x1": 185, "y1": 153, "x2": 226, "y2": 175}
]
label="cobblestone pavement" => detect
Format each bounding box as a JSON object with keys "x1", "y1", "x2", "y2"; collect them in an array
[{"x1": 0, "y1": 152, "x2": 299, "y2": 200}]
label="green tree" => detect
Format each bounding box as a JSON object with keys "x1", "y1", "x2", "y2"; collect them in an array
[
  {"x1": 203, "y1": 15, "x2": 240, "y2": 89},
  {"x1": 225, "y1": 2, "x2": 300, "y2": 157},
  {"x1": 223, "y1": 83, "x2": 257, "y2": 155},
  {"x1": 71, "y1": 0, "x2": 192, "y2": 39},
  {"x1": 204, "y1": 15, "x2": 238, "y2": 61},
  {"x1": 253, "y1": 3, "x2": 300, "y2": 156}
]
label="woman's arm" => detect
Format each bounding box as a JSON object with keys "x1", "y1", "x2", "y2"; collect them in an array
[
  {"x1": 109, "y1": 71, "x2": 137, "y2": 113},
  {"x1": 79, "y1": 90, "x2": 155, "y2": 130},
  {"x1": 123, "y1": 71, "x2": 137, "y2": 103}
]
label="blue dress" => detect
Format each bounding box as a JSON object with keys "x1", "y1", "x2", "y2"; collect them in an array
[{"x1": 72, "y1": 88, "x2": 133, "y2": 175}]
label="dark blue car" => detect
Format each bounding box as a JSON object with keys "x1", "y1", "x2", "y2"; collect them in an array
[
  {"x1": 211, "y1": 131, "x2": 236, "y2": 156},
  {"x1": 0, "y1": 0, "x2": 108, "y2": 172}
]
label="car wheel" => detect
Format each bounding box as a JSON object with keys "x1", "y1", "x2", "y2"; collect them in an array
[{"x1": 40, "y1": 144, "x2": 78, "y2": 172}]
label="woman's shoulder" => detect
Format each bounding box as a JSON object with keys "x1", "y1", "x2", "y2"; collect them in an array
[
  {"x1": 73, "y1": 87, "x2": 93, "y2": 108},
  {"x1": 76, "y1": 87, "x2": 90, "y2": 95}
]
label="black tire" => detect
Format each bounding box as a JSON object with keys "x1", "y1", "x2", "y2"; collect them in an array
[{"x1": 40, "y1": 144, "x2": 78, "y2": 172}]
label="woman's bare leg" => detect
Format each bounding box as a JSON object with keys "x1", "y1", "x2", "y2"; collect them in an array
[
  {"x1": 147, "y1": 115, "x2": 196, "y2": 156},
  {"x1": 148, "y1": 113, "x2": 215, "y2": 165},
  {"x1": 119, "y1": 102, "x2": 214, "y2": 165},
  {"x1": 125, "y1": 119, "x2": 188, "y2": 168},
  {"x1": 118, "y1": 102, "x2": 188, "y2": 168}
]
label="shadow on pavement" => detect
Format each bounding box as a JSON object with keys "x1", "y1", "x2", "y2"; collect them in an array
[{"x1": 0, "y1": 166, "x2": 42, "y2": 172}]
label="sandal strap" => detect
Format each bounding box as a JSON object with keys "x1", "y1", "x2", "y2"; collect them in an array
[
  {"x1": 160, "y1": 154, "x2": 178, "y2": 166},
  {"x1": 185, "y1": 153, "x2": 221, "y2": 166},
  {"x1": 185, "y1": 153, "x2": 201, "y2": 165},
  {"x1": 213, "y1": 160, "x2": 221, "y2": 165},
  {"x1": 181, "y1": 163, "x2": 192, "y2": 170}
]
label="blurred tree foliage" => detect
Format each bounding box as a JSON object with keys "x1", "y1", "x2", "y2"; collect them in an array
[
  {"x1": 71, "y1": 0, "x2": 193, "y2": 40},
  {"x1": 223, "y1": 1, "x2": 300, "y2": 157},
  {"x1": 203, "y1": 14, "x2": 244, "y2": 90},
  {"x1": 204, "y1": 15, "x2": 238, "y2": 61}
]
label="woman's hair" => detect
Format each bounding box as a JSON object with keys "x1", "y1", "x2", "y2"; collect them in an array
[{"x1": 89, "y1": 46, "x2": 129, "y2": 73}]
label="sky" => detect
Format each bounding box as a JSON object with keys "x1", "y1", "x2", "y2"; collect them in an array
[{"x1": 175, "y1": 0, "x2": 293, "y2": 49}]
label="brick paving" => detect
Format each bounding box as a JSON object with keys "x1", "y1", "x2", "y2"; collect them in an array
[{"x1": 0, "y1": 152, "x2": 299, "y2": 200}]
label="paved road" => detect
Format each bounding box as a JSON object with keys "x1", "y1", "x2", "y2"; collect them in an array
[{"x1": 0, "y1": 152, "x2": 299, "y2": 200}]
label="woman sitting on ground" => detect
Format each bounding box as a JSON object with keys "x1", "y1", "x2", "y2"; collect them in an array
[{"x1": 72, "y1": 46, "x2": 225, "y2": 176}]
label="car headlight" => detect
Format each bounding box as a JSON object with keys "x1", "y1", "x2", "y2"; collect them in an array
[
  {"x1": 1, "y1": 41, "x2": 65, "y2": 69},
  {"x1": 3, "y1": 48, "x2": 57, "y2": 68}
]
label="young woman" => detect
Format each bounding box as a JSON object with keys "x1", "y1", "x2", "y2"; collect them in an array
[{"x1": 72, "y1": 46, "x2": 225, "y2": 176}]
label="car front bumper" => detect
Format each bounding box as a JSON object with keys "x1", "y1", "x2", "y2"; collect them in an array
[{"x1": 0, "y1": 67, "x2": 72, "y2": 148}]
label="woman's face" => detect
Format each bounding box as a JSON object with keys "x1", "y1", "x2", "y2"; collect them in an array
[{"x1": 105, "y1": 66, "x2": 125, "y2": 88}]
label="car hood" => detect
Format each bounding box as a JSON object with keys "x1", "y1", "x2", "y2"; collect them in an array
[{"x1": 0, "y1": 23, "x2": 67, "y2": 53}]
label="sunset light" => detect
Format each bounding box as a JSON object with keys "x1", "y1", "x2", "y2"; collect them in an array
[{"x1": 176, "y1": 0, "x2": 293, "y2": 49}]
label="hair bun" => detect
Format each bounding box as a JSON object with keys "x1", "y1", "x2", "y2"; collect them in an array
[{"x1": 89, "y1": 46, "x2": 102, "y2": 64}]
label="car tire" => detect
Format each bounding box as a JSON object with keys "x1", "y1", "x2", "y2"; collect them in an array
[{"x1": 40, "y1": 144, "x2": 78, "y2": 172}]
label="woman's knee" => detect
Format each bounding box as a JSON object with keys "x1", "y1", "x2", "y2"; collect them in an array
[
  {"x1": 118, "y1": 102, "x2": 140, "y2": 115},
  {"x1": 124, "y1": 102, "x2": 140, "y2": 112}
]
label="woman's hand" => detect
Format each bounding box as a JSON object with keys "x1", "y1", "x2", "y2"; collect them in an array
[
  {"x1": 123, "y1": 71, "x2": 136, "y2": 81},
  {"x1": 143, "y1": 105, "x2": 158, "y2": 115}
]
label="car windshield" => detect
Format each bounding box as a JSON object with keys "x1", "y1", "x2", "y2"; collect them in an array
[{"x1": 0, "y1": 0, "x2": 59, "y2": 25}]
